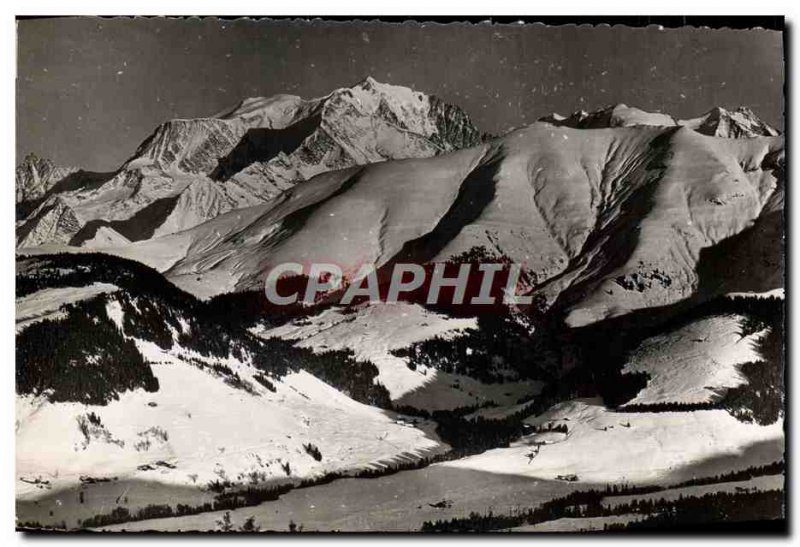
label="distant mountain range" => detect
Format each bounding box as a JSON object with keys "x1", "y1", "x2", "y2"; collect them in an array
[
  {"x1": 16, "y1": 78, "x2": 481, "y2": 248},
  {"x1": 17, "y1": 80, "x2": 779, "y2": 253},
  {"x1": 539, "y1": 104, "x2": 780, "y2": 138}
]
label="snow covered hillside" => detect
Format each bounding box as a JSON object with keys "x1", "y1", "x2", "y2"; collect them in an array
[
  {"x1": 621, "y1": 314, "x2": 766, "y2": 406},
  {"x1": 16, "y1": 283, "x2": 119, "y2": 332},
  {"x1": 443, "y1": 398, "x2": 783, "y2": 484},
  {"x1": 259, "y1": 302, "x2": 542, "y2": 411},
  {"x1": 16, "y1": 254, "x2": 446, "y2": 501},
  {"x1": 17, "y1": 362, "x2": 443, "y2": 500},
  {"x1": 15, "y1": 89, "x2": 785, "y2": 532}
]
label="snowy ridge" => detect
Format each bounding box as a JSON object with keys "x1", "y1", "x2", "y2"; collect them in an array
[
  {"x1": 17, "y1": 197, "x2": 83, "y2": 247},
  {"x1": 16, "y1": 283, "x2": 120, "y2": 332},
  {"x1": 541, "y1": 104, "x2": 780, "y2": 138},
  {"x1": 17, "y1": 78, "x2": 481, "y2": 247},
  {"x1": 102, "y1": 122, "x2": 784, "y2": 328},
  {"x1": 680, "y1": 107, "x2": 781, "y2": 138},
  {"x1": 540, "y1": 104, "x2": 677, "y2": 129}
]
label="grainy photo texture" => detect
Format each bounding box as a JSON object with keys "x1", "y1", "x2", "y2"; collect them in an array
[{"x1": 15, "y1": 17, "x2": 785, "y2": 533}]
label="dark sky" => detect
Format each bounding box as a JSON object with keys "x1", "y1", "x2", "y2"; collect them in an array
[{"x1": 17, "y1": 17, "x2": 784, "y2": 171}]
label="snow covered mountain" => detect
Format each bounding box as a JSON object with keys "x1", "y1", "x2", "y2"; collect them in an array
[
  {"x1": 16, "y1": 78, "x2": 481, "y2": 248},
  {"x1": 539, "y1": 104, "x2": 678, "y2": 129},
  {"x1": 680, "y1": 106, "x2": 782, "y2": 138},
  {"x1": 541, "y1": 104, "x2": 781, "y2": 138},
  {"x1": 105, "y1": 120, "x2": 783, "y2": 330}
]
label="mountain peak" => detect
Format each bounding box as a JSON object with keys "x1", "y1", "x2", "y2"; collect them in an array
[
  {"x1": 335, "y1": 77, "x2": 424, "y2": 101},
  {"x1": 360, "y1": 75, "x2": 380, "y2": 87},
  {"x1": 16, "y1": 78, "x2": 483, "y2": 247},
  {"x1": 681, "y1": 106, "x2": 780, "y2": 138}
]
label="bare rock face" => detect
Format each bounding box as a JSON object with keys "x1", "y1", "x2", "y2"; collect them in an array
[
  {"x1": 15, "y1": 153, "x2": 77, "y2": 204},
  {"x1": 16, "y1": 79, "x2": 481, "y2": 247},
  {"x1": 130, "y1": 118, "x2": 249, "y2": 175},
  {"x1": 16, "y1": 196, "x2": 82, "y2": 247}
]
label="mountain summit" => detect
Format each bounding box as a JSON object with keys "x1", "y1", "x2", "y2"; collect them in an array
[{"x1": 680, "y1": 106, "x2": 781, "y2": 138}]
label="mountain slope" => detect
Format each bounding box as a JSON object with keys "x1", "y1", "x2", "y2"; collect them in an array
[
  {"x1": 16, "y1": 197, "x2": 83, "y2": 247},
  {"x1": 16, "y1": 79, "x2": 481, "y2": 248},
  {"x1": 15, "y1": 93, "x2": 786, "y2": 531},
  {"x1": 16, "y1": 153, "x2": 78, "y2": 205},
  {"x1": 109, "y1": 121, "x2": 783, "y2": 330},
  {"x1": 620, "y1": 313, "x2": 766, "y2": 406},
  {"x1": 259, "y1": 302, "x2": 542, "y2": 412},
  {"x1": 16, "y1": 253, "x2": 445, "y2": 504}
]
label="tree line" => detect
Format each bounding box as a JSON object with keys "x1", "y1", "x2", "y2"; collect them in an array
[
  {"x1": 17, "y1": 253, "x2": 392, "y2": 408},
  {"x1": 422, "y1": 476, "x2": 784, "y2": 532}
]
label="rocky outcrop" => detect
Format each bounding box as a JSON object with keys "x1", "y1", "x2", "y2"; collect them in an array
[
  {"x1": 16, "y1": 197, "x2": 82, "y2": 247},
  {"x1": 15, "y1": 153, "x2": 77, "y2": 204}
]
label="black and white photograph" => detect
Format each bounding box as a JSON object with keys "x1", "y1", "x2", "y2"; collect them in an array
[{"x1": 12, "y1": 14, "x2": 787, "y2": 534}]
